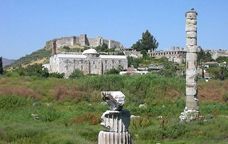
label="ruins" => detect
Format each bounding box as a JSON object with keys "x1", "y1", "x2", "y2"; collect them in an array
[
  {"x1": 180, "y1": 8, "x2": 199, "y2": 122},
  {"x1": 45, "y1": 34, "x2": 124, "y2": 50},
  {"x1": 43, "y1": 48, "x2": 128, "y2": 77},
  {"x1": 98, "y1": 91, "x2": 132, "y2": 144},
  {"x1": 124, "y1": 47, "x2": 186, "y2": 64}
]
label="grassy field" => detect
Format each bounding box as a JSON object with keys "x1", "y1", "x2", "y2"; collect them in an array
[{"x1": 0, "y1": 74, "x2": 227, "y2": 144}]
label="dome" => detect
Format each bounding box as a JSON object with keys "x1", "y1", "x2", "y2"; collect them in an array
[{"x1": 82, "y1": 48, "x2": 98, "y2": 55}]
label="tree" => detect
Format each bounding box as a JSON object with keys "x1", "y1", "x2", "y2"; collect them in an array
[
  {"x1": 15, "y1": 64, "x2": 49, "y2": 78},
  {"x1": 131, "y1": 30, "x2": 159, "y2": 52},
  {"x1": 96, "y1": 43, "x2": 108, "y2": 52},
  {"x1": 0, "y1": 57, "x2": 3, "y2": 75},
  {"x1": 69, "y1": 69, "x2": 84, "y2": 79},
  {"x1": 197, "y1": 48, "x2": 212, "y2": 63}
]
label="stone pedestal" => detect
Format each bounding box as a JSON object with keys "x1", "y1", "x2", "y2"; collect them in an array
[
  {"x1": 98, "y1": 91, "x2": 132, "y2": 144},
  {"x1": 98, "y1": 131, "x2": 132, "y2": 144}
]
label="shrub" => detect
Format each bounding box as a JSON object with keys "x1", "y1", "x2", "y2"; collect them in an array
[
  {"x1": 15, "y1": 64, "x2": 49, "y2": 78},
  {"x1": 35, "y1": 106, "x2": 61, "y2": 122},
  {"x1": 104, "y1": 68, "x2": 120, "y2": 75},
  {"x1": 0, "y1": 95, "x2": 29, "y2": 109},
  {"x1": 131, "y1": 117, "x2": 152, "y2": 129},
  {"x1": 69, "y1": 69, "x2": 84, "y2": 79},
  {"x1": 49, "y1": 72, "x2": 64, "y2": 78}
]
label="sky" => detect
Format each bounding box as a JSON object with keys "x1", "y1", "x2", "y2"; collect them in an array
[{"x1": 0, "y1": 0, "x2": 228, "y2": 59}]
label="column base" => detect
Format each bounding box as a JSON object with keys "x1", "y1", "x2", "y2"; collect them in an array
[
  {"x1": 98, "y1": 131, "x2": 132, "y2": 144},
  {"x1": 179, "y1": 107, "x2": 199, "y2": 122}
]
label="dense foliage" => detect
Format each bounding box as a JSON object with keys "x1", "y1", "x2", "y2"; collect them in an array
[
  {"x1": 104, "y1": 68, "x2": 120, "y2": 74},
  {"x1": 132, "y1": 30, "x2": 159, "y2": 53},
  {"x1": 197, "y1": 48, "x2": 213, "y2": 63},
  {"x1": 69, "y1": 69, "x2": 84, "y2": 79}
]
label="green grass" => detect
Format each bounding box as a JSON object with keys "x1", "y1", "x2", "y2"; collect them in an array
[{"x1": 0, "y1": 74, "x2": 227, "y2": 143}]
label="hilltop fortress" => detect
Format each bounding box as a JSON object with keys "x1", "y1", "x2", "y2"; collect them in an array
[{"x1": 45, "y1": 34, "x2": 124, "y2": 50}]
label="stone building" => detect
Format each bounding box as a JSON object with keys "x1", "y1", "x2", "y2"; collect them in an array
[
  {"x1": 45, "y1": 34, "x2": 124, "y2": 50},
  {"x1": 123, "y1": 47, "x2": 186, "y2": 64},
  {"x1": 44, "y1": 48, "x2": 128, "y2": 77},
  {"x1": 148, "y1": 47, "x2": 186, "y2": 64}
]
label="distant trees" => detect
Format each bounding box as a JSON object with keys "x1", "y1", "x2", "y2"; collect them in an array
[
  {"x1": 0, "y1": 57, "x2": 3, "y2": 75},
  {"x1": 8, "y1": 64, "x2": 64, "y2": 78},
  {"x1": 96, "y1": 43, "x2": 108, "y2": 52},
  {"x1": 132, "y1": 30, "x2": 159, "y2": 55},
  {"x1": 16, "y1": 64, "x2": 49, "y2": 78},
  {"x1": 197, "y1": 48, "x2": 213, "y2": 63}
]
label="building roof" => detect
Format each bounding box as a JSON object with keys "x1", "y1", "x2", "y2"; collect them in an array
[
  {"x1": 56, "y1": 54, "x2": 86, "y2": 59},
  {"x1": 82, "y1": 48, "x2": 98, "y2": 55},
  {"x1": 99, "y1": 55, "x2": 127, "y2": 59}
]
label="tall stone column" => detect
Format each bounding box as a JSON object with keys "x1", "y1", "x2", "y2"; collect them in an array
[{"x1": 180, "y1": 8, "x2": 199, "y2": 122}]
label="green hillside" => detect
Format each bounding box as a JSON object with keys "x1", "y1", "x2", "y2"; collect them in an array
[
  {"x1": 8, "y1": 49, "x2": 51, "y2": 68},
  {"x1": 7, "y1": 46, "x2": 85, "y2": 69}
]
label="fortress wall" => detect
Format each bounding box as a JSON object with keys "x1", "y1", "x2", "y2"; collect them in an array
[
  {"x1": 102, "y1": 39, "x2": 109, "y2": 48},
  {"x1": 79, "y1": 34, "x2": 89, "y2": 46},
  {"x1": 108, "y1": 40, "x2": 123, "y2": 48},
  {"x1": 88, "y1": 38, "x2": 100, "y2": 47},
  {"x1": 55, "y1": 37, "x2": 74, "y2": 48},
  {"x1": 45, "y1": 40, "x2": 53, "y2": 49},
  {"x1": 45, "y1": 34, "x2": 124, "y2": 50}
]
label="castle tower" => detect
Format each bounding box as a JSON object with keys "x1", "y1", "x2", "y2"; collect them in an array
[
  {"x1": 79, "y1": 34, "x2": 89, "y2": 46},
  {"x1": 51, "y1": 40, "x2": 57, "y2": 55},
  {"x1": 180, "y1": 8, "x2": 199, "y2": 122}
]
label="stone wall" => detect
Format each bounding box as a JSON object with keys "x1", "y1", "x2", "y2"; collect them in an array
[
  {"x1": 46, "y1": 51, "x2": 128, "y2": 77},
  {"x1": 148, "y1": 47, "x2": 186, "y2": 64},
  {"x1": 44, "y1": 34, "x2": 124, "y2": 50}
]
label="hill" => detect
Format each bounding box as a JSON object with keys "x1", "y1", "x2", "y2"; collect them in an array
[
  {"x1": 7, "y1": 49, "x2": 51, "y2": 68},
  {"x1": 2, "y1": 58, "x2": 15, "y2": 67},
  {"x1": 7, "y1": 46, "x2": 87, "y2": 69}
]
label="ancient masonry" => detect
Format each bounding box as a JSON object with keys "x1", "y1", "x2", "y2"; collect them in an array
[
  {"x1": 45, "y1": 34, "x2": 124, "y2": 50},
  {"x1": 43, "y1": 48, "x2": 128, "y2": 77},
  {"x1": 180, "y1": 8, "x2": 199, "y2": 122},
  {"x1": 98, "y1": 91, "x2": 132, "y2": 144}
]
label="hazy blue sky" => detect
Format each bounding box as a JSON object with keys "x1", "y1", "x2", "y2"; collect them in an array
[{"x1": 1, "y1": 0, "x2": 228, "y2": 59}]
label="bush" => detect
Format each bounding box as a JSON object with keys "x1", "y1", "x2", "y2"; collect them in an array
[
  {"x1": 15, "y1": 64, "x2": 49, "y2": 78},
  {"x1": 35, "y1": 106, "x2": 61, "y2": 122},
  {"x1": 104, "y1": 68, "x2": 120, "y2": 74},
  {"x1": 0, "y1": 96, "x2": 29, "y2": 109},
  {"x1": 49, "y1": 72, "x2": 64, "y2": 78},
  {"x1": 69, "y1": 69, "x2": 84, "y2": 79}
]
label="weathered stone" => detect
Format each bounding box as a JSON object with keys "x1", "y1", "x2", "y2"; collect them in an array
[
  {"x1": 186, "y1": 38, "x2": 197, "y2": 46},
  {"x1": 44, "y1": 48, "x2": 128, "y2": 77},
  {"x1": 186, "y1": 31, "x2": 197, "y2": 38},
  {"x1": 186, "y1": 46, "x2": 198, "y2": 53},
  {"x1": 180, "y1": 8, "x2": 199, "y2": 122},
  {"x1": 98, "y1": 131, "x2": 132, "y2": 144},
  {"x1": 98, "y1": 91, "x2": 132, "y2": 144},
  {"x1": 185, "y1": 25, "x2": 197, "y2": 32},
  {"x1": 45, "y1": 34, "x2": 124, "y2": 50}
]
